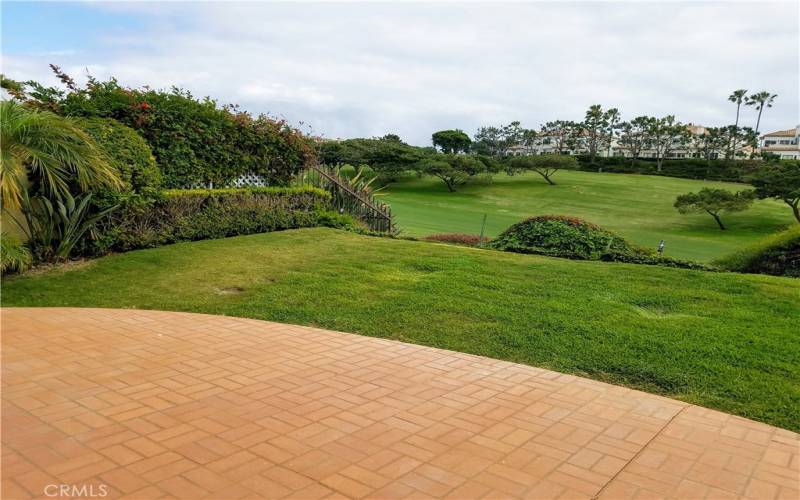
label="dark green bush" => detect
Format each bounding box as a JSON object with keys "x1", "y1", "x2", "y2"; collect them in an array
[
  {"x1": 75, "y1": 117, "x2": 161, "y2": 195},
  {"x1": 6, "y1": 71, "x2": 313, "y2": 188},
  {"x1": 490, "y1": 215, "x2": 705, "y2": 269},
  {"x1": 86, "y1": 187, "x2": 331, "y2": 253},
  {"x1": 575, "y1": 155, "x2": 768, "y2": 182},
  {"x1": 490, "y1": 215, "x2": 633, "y2": 259},
  {"x1": 714, "y1": 226, "x2": 800, "y2": 277}
]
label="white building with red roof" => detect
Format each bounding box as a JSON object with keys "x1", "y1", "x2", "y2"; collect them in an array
[{"x1": 760, "y1": 126, "x2": 800, "y2": 159}]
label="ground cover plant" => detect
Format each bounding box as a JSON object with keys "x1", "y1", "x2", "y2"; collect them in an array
[
  {"x1": 378, "y1": 170, "x2": 793, "y2": 262},
  {"x1": 3, "y1": 228, "x2": 798, "y2": 431},
  {"x1": 423, "y1": 233, "x2": 485, "y2": 246}
]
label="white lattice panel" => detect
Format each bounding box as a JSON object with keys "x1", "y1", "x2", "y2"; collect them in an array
[{"x1": 229, "y1": 172, "x2": 268, "y2": 187}]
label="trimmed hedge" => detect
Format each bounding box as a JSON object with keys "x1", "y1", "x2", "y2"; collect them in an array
[
  {"x1": 575, "y1": 155, "x2": 766, "y2": 182},
  {"x1": 714, "y1": 226, "x2": 800, "y2": 277},
  {"x1": 88, "y1": 187, "x2": 332, "y2": 253},
  {"x1": 490, "y1": 215, "x2": 708, "y2": 270}
]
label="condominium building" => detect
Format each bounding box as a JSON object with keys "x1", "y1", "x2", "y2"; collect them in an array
[{"x1": 760, "y1": 126, "x2": 800, "y2": 159}]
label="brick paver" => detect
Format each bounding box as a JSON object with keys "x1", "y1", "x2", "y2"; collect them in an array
[{"x1": 1, "y1": 308, "x2": 797, "y2": 499}]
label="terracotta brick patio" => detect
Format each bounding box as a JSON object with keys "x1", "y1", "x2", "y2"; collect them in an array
[{"x1": 1, "y1": 308, "x2": 797, "y2": 499}]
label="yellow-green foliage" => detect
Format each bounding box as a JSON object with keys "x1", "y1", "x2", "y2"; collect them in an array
[{"x1": 1, "y1": 232, "x2": 32, "y2": 273}]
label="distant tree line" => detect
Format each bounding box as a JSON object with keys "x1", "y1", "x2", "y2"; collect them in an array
[
  {"x1": 471, "y1": 89, "x2": 777, "y2": 167},
  {"x1": 317, "y1": 87, "x2": 797, "y2": 224}
]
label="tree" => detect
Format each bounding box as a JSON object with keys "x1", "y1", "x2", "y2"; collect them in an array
[
  {"x1": 723, "y1": 125, "x2": 757, "y2": 158},
  {"x1": 582, "y1": 104, "x2": 607, "y2": 164},
  {"x1": 416, "y1": 153, "x2": 490, "y2": 192},
  {"x1": 317, "y1": 137, "x2": 426, "y2": 180},
  {"x1": 508, "y1": 154, "x2": 577, "y2": 185},
  {"x1": 745, "y1": 91, "x2": 777, "y2": 135},
  {"x1": 472, "y1": 126, "x2": 504, "y2": 156},
  {"x1": 0, "y1": 100, "x2": 120, "y2": 210},
  {"x1": 503, "y1": 121, "x2": 536, "y2": 153},
  {"x1": 431, "y1": 129, "x2": 472, "y2": 154},
  {"x1": 472, "y1": 121, "x2": 535, "y2": 156},
  {"x1": 540, "y1": 120, "x2": 580, "y2": 154},
  {"x1": 749, "y1": 162, "x2": 800, "y2": 223},
  {"x1": 674, "y1": 188, "x2": 755, "y2": 230},
  {"x1": 649, "y1": 116, "x2": 690, "y2": 171},
  {"x1": 618, "y1": 116, "x2": 651, "y2": 166},
  {"x1": 727, "y1": 89, "x2": 748, "y2": 158},
  {"x1": 603, "y1": 108, "x2": 622, "y2": 158},
  {"x1": 692, "y1": 126, "x2": 727, "y2": 166}
]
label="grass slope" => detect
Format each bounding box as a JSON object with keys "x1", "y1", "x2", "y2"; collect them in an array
[
  {"x1": 379, "y1": 170, "x2": 794, "y2": 262},
  {"x1": 3, "y1": 228, "x2": 798, "y2": 431}
]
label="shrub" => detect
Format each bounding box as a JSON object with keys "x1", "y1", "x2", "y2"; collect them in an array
[
  {"x1": 21, "y1": 192, "x2": 119, "y2": 262},
  {"x1": 75, "y1": 117, "x2": 161, "y2": 195},
  {"x1": 489, "y1": 215, "x2": 705, "y2": 269},
  {"x1": 1, "y1": 232, "x2": 32, "y2": 273},
  {"x1": 85, "y1": 187, "x2": 331, "y2": 253},
  {"x1": 314, "y1": 210, "x2": 358, "y2": 230},
  {"x1": 490, "y1": 215, "x2": 633, "y2": 259},
  {"x1": 575, "y1": 155, "x2": 768, "y2": 182},
  {"x1": 5, "y1": 69, "x2": 313, "y2": 188},
  {"x1": 424, "y1": 233, "x2": 485, "y2": 246},
  {"x1": 714, "y1": 226, "x2": 800, "y2": 277}
]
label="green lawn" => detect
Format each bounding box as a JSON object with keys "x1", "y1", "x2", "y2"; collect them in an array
[
  {"x1": 3, "y1": 228, "x2": 798, "y2": 431},
  {"x1": 378, "y1": 170, "x2": 794, "y2": 262}
]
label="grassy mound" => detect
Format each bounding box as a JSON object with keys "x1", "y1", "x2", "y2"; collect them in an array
[{"x1": 715, "y1": 225, "x2": 800, "y2": 277}]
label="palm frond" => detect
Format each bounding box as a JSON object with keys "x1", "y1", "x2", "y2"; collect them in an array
[{"x1": 0, "y1": 100, "x2": 122, "y2": 210}]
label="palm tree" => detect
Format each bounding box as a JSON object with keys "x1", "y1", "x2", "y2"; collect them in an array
[
  {"x1": 726, "y1": 89, "x2": 747, "y2": 158},
  {"x1": 0, "y1": 100, "x2": 120, "y2": 210},
  {"x1": 745, "y1": 91, "x2": 777, "y2": 135},
  {"x1": 728, "y1": 89, "x2": 748, "y2": 128}
]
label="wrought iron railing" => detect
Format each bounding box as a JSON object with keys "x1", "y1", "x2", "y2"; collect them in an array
[{"x1": 301, "y1": 164, "x2": 395, "y2": 233}]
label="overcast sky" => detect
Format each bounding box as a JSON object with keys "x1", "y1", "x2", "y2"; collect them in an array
[{"x1": 2, "y1": 1, "x2": 798, "y2": 145}]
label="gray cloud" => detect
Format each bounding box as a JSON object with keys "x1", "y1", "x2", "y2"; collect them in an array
[{"x1": 3, "y1": 1, "x2": 798, "y2": 145}]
